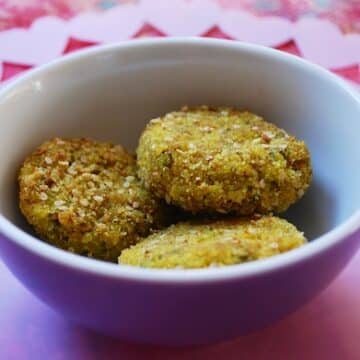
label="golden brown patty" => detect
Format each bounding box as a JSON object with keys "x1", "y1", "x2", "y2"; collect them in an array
[
  {"x1": 119, "y1": 216, "x2": 306, "y2": 269},
  {"x1": 18, "y1": 138, "x2": 166, "y2": 261},
  {"x1": 137, "y1": 106, "x2": 312, "y2": 215}
]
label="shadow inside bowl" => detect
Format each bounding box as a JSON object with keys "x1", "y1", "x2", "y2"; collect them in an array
[{"x1": 284, "y1": 179, "x2": 336, "y2": 241}]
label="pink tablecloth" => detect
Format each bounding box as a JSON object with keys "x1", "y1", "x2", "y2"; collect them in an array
[{"x1": 0, "y1": 1, "x2": 359, "y2": 359}]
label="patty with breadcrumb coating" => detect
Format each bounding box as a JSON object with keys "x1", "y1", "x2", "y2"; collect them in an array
[
  {"x1": 137, "y1": 106, "x2": 312, "y2": 215},
  {"x1": 119, "y1": 216, "x2": 306, "y2": 269},
  {"x1": 19, "y1": 138, "x2": 167, "y2": 261}
]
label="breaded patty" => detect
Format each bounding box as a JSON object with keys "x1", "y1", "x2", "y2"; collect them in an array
[
  {"x1": 19, "y1": 138, "x2": 166, "y2": 261},
  {"x1": 119, "y1": 216, "x2": 306, "y2": 269},
  {"x1": 137, "y1": 106, "x2": 312, "y2": 215}
]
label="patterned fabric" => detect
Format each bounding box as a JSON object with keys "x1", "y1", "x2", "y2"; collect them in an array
[
  {"x1": 0, "y1": 0, "x2": 359, "y2": 32},
  {"x1": 219, "y1": 0, "x2": 360, "y2": 32}
]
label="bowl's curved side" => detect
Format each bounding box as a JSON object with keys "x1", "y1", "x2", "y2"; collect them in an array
[
  {"x1": 0, "y1": 38, "x2": 360, "y2": 284},
  {"x1": 1, "y1": 228, "x2": 359, "y2": 345},
  {"x1": 0, "y1": 39, "x2": 359, "y2": 345}
]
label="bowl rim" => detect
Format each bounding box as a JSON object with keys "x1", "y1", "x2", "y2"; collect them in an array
[{"x1": 0, "y1": 37, "x2": 359, "y2": 283}]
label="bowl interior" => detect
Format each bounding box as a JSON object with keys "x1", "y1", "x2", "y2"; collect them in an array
[{"x1": 0, "y1": 40, "x2": 359, "y2": 243}]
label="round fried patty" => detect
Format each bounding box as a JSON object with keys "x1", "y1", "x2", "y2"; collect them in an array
[
  {"x1": 137, "y1": 106, "x2": 312, "y2": 215},
  {"x1": 19, "y1": 138, "x2": 166, "y2": 261},
  {"x1": 119, "y1": 215, "x2": 306, "y2": 269}
]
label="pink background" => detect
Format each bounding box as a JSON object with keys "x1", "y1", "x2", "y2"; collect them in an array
[{"x1": 0, "y1": 1, "x2": 359, "y2": 359}]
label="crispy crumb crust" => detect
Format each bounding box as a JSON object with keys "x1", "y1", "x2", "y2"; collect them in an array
[
  {"x1": 137, "y1": 106, "x2": 312, "y2": 215},
  {"x1": 18, "y1": 138, "x2": 167, "y2": 261},
  {"x1": 119, "y1": 215, "x2": 307, "y2": 269}
]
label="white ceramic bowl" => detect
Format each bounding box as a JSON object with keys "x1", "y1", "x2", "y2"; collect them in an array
[{"x1": 0, "y1": 39, "x2": 359, "y2": 345}]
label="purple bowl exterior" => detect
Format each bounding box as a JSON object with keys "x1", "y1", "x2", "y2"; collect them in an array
[{"x1": 0, "y1": 229, "x2": 359, "y2": 346}]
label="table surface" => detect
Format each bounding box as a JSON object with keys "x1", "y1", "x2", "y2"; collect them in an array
[{"x1": 0, "y1": 1, "x2": 359, "y2": 359}]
